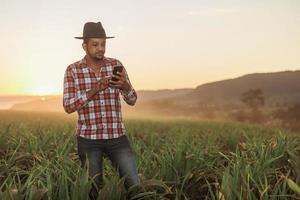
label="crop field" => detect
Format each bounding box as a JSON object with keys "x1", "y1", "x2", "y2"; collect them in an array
[{"x1": 0, "y1": 111, "x2": 299, "y2": 200}]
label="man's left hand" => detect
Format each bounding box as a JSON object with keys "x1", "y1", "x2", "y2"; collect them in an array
[{"x1": 108, "y1": 70, "x2": 130, "y2": 92}]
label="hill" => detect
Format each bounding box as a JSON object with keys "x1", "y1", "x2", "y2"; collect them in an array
[{"x1": 6, "y1": 70, "x2": 300, "y2": 114}]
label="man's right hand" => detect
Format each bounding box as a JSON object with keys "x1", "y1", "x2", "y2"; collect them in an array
[
  {"x1": 96, "y1": 76, "x2": 111, "y2": 92},
  {"x1": 87, "y1": 76, "x2": 112, "y2": 100}
]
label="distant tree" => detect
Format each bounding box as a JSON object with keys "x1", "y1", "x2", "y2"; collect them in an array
[
  {"x1": 241, "y1": 88, "x2": 265, "y2": 110},
  {"x1": 241, "y1": 88, "x2": 265, "y2": 123}
]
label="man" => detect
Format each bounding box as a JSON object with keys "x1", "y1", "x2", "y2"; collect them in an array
[{"x1": 63, "y1": 21, "x2": 139, "y2": 199}]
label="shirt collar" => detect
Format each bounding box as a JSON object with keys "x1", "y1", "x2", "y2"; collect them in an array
[{"x1": 78, "y1": 55, "x2": 107, "y2": 68}]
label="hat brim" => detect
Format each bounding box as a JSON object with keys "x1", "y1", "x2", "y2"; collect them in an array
[{"x1": 74, "y1": 36, "x2": 115, "y2": 39}]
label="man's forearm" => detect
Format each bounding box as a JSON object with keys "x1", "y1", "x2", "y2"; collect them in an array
[
  {"x1": 64, "y1": 87, "x2": 103, "y2": 114},
  {"x1": 63, "y1": 92, "x2": 89, "y2": 113}
]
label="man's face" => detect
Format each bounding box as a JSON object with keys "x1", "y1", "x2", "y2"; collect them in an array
[{"x1": 83, "y1": 38, "x2": 106, "y2": 60}]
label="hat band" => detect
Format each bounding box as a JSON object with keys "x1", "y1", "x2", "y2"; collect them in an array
[{"x1": 83, "y1": 32, "x2": 107, "y2": 38}]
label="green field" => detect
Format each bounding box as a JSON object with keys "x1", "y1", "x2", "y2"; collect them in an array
[{"x1": 0, "y1": 111, "x2": 299, "y2": 200}]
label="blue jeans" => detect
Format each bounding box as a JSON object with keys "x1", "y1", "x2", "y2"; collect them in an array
[{"x1": 77, "y1": 134, "x2": 139, "y2": 199}]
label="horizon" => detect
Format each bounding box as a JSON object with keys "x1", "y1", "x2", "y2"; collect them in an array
[
  {"x1": 1, "y1": 0, "x2": 300, "y2": 95},
  {"x1": 0, "y1": 69, "x2": 299, "y2": 97}
]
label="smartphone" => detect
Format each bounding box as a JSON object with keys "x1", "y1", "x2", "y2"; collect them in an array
[{"x1": 111, "y1": 65, "x2": 123, "y2": 82}]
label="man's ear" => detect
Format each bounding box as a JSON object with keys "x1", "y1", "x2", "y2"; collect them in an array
[{"x1": 82, "y1": 43, "x2": 87, "y2": 52}]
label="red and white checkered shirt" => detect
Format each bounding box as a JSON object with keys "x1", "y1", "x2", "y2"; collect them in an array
[{"x1": 63, "y1": 56, "x2": 137, "y2": 139}]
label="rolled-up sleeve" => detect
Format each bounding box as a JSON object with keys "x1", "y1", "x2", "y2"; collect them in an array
[
  {"x1": 120, "y1": 67, "x2": 137, "y2": 106},
  {"x1": 63, "y1": 67, "x2": 89, "y2": 113}
]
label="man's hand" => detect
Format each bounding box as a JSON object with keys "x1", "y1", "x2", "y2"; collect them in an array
[
  {"x1": 87, "y1": 76, "x2": 111, "y2": 100},
  {"x1": 96, "y1": 76, "x2": 111, "y2": 92},
  {"x1": 109, "y1": 70, "x2": 130, "y2": 92}
]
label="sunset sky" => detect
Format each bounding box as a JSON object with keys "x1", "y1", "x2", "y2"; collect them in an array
[{"x1": 0, "y1": 0, "x2": 299, "y2": 95}]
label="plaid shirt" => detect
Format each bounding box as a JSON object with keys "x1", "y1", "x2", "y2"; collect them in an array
[{"x1": 63, "y1": 56, "x2": 137, "y2": 139}]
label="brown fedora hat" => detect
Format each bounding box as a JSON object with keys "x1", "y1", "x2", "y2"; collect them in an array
[{"x1": 74, "y1": 21, "x2": 115, "y2": 39}]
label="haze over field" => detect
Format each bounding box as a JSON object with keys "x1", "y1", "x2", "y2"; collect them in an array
[{"x1": 1, "y1": 70, "x2": 299, "y2": 123}]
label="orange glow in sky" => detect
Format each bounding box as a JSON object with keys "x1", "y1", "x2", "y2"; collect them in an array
[{"x1": 0, "y1": 0, "x2": 299, "y2": 95}]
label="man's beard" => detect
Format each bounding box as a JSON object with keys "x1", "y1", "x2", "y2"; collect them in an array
[{"x1": 88, "y1": 51, "x2": 105, "y2": 61}]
